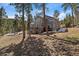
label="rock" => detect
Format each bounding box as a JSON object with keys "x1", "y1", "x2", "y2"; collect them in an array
[
  {"x1": 17, "y1": 31, "x2": 23, "y2": 35},
  {"x1": 4, "y1": 33, "x2": 15, "y2": 36},
  {"x1": 58, "y1": 28, "x2": 68, "y2": 32}
]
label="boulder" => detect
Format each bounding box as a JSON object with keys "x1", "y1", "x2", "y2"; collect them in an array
[
  {"x1": 58, "y1": 28, "x2": 68, "y2": 32},
  {"x1": 4, "y1": 33, "x2": 15, "y2": 36}
]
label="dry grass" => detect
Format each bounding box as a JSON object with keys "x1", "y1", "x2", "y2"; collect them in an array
[
  {"x1": 67, "y1": 28, "x2": 79, "y2": 39},
  {"x1": 0, "y1": 34, "x2": 22, "y2": 48},
  {"x1": 0, "y1": 28, "x2": 79, "y2": 55},
  {"x1": 54, "y1": 28, "x2": 79, "y2": 39},
  {"x1": 0, "y1": 28, "x2": 79, "y2": 49}
]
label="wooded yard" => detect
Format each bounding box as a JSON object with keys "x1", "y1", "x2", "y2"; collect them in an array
[{"x1": 0, "y1": 28, "x2": 79, "y2": 55}]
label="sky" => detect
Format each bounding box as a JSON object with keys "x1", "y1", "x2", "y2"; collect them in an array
[{"x1": 0, "y1": 3, "x2": 72, "y2": 20}]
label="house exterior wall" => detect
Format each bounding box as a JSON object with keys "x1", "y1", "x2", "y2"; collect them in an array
[
  {"x1": 30, "y1": 16, "x2": 60, "y2": 33},
  {"x1": 46, "y1": 16, "x2": 60, "y2": 31},
  {"x1": 35, "y1": 17, "x2": 43, "y2": 28}
]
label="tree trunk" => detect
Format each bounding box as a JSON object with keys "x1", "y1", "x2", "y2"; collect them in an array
[
  {"x1": 72, "y1": 8, "x2": 75, "y2": 27},
  {"x1": 74, "y1": 10, "x2": 78, "y2": 25},
  {"x1": 21, "y1": 4, "x2": 25, "y2": 43},
  {"x1": 27, "y1": 4, "x2": 31, "y2": 39},
  {"x1": 27, "y1": 14, "x2": 31, "y2": 38},
  {"x1": 42, "y1": 3, "x2": 49, "y2": 36}
]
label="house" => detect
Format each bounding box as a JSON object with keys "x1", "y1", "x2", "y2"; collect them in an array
[{"x1": 30, "y1": 15, "x2": 60, "y2": 33}]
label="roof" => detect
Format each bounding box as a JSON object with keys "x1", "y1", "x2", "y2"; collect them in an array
[{"x1": 35, "y1": 15, "x2": 58, "y2": 21}]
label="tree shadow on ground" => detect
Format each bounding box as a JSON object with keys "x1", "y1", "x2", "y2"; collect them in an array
[
  {"x1": 0, "y1": 35, "x2": 79, "y2": 56},
  {"x1": 49, "y1": 35, "x2": 79, "y2": 45},
  {"x1": 48, "y1": 35, "x2": 79, "y2": 56},
  {"x1": 0, "y1": 37, "x2": 51, "y2": 56}
]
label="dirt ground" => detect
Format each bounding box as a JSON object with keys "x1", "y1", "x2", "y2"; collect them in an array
[{"x1": 0, "y1": 28, "x2": 79, "y2": 56}]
